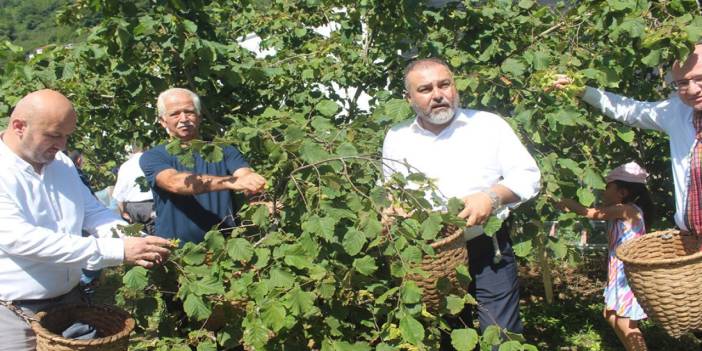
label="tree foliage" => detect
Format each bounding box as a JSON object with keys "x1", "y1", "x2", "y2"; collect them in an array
[{"x1": 1, "y1": 0, "x2": 701, "y2": 349}]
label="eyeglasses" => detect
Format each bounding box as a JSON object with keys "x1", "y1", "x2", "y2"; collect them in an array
[{"x1": 671, "y1": 76, "x2": 702, "y2": 92}]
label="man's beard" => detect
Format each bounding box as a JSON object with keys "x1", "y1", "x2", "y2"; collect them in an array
[{"x1": 413, "y1": 100, "x2": 458, "y2": 126}]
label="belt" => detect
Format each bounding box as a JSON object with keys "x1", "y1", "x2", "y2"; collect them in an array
[
  {"x1": 464, "y1": 222, "x2": 511, "y2": 264},
  {"x1": 13, "y1": 287, "x2": 76, "y2": 306},
  {"x1": 125, "y1": 199, "x2": 153, "y2": 204}
]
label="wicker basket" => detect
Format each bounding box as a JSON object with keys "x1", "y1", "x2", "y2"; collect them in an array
[
  {"x1": 409, "y1": 227, "x2": 468, "y2": 311},
  {"x1": 31, "y1": 304, "x2": 135, "y2": 351},
  {"x1": 616, "y1": 229, "x2": 702, "y2": 337}
]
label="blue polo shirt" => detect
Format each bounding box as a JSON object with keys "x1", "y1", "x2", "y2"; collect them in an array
[{"x1": 140, "y1": 144, "x2": 249, "y2": 243}]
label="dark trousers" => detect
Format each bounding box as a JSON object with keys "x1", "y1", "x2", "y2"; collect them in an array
[
  {"x1": 442, "y1": 224, "x2": 522, "y2": 350},
  {"x1": 124, "y1": 200, "x2": 155, "y2": 235}
]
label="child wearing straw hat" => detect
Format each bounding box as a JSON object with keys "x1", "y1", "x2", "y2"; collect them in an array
[{"x1": 556, "y1": 161, "x2": 655, "y2": 351}]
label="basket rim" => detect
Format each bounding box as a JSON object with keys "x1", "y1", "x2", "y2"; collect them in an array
[
  {"x1": 431, "y1": 227, "x2": 465, "y2": 248},
  {"x1": 616, "y1": 229, "x2": 702, "y2": 266},
  {"x1": 31, "y1": 303, "x2": 134, "y2": 346}
]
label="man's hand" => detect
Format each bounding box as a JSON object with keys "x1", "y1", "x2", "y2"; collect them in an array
[
  {"x1": 458, "y1": 192, "x2": 493, "y2": 226},
  {"x1": 123, "y1": 236, "x2": 174, "y2": 268},
  {"x1": 231, "y1": 172, "x2": 266, "y2": 196},
  {"x1": 547, "y1": 74, "x2": 586, "y2": 97}
]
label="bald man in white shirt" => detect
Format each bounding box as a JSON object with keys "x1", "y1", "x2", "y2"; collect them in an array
[
  {"x1": 0, "y1": 89, "x2": 173, "y2": 351},
  {"x1": 383, "y1": 58, "x2": 541, "y2": 346}
]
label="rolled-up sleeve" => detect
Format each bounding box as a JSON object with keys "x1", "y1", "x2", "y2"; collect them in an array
[{"x1": 496, "y1": 120, "x2": 541, "y2": 203}]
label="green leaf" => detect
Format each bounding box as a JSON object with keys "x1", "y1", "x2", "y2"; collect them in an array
[
  {"x1": 455, "y1": 265, "x2": 472, "y2": 286},
  {"x1": 451, "y1": 328, "x2": 479, "y2": 351},
  {"x1": 483, "y1": 216, "x2": 504, "y2": 237},
  {"x1": 183, "y1": 294, "x2": 211, "y2": 320},
  {"x1": 421, "y1": 213, "x2": 443, "y2": 240},
  {"x1": 547, "y1": 237, "x2": 568, "y2": 259},
  {"x1": 294, "y1": 27, "x2": 307, "y2": 38},
  {"x1": 261, "y1": 303, "x2": 287, "y2": 332},
  {"x1": 353, "y1": 255, "x2": 378, "y2": 276},
  {"x1": 576, "y1": 188, "x2": 595, "y2": 207},
  {"x1": 196, "y1": 341, "x2": 218, "y2": 351},
  {"x1": 192, "y1": 275, "x2": 225, "y2": 295},
  {"x1": 252, "y1": 204, "x2": 269, "y2": 227},
  {"x1": 400, "y1": 281, "x2": 422, "y2": 304},
  {"x1": 227, "y1": 238, "x2": 254, "y2": 262},
  {"x1": 399, "y1": 315, "x2": 425, "y2": 345},
  {"x1": 342, "y1": 228, "x2": 366, "y2": 256},
  {"x1": 182, "y1": 20, "x2": 198, "y2": 33},
  {"x1": 518, "y1": 0, "x2": 534, "y2": 9},
  {"x1": 336, "y1": 142, "x2": 358, "y2": 157},
  {"x1": 512, "y1": 240, "x2": 533, "y2": 258},
  {"x1": 254, "y1": 248, "x2": 271, "y2": 268},
  {"x1": 285, "y1": 287, "x2": 316, "y2": 316},
  {"x1": 182, "y1": 244, "x2": 206, "y2": 265},
  {"x1": 448, "y1": 197, "x2": 464, "y2": 215},
  {"x1": 201, "y1": 144, "x2": 224, "y2": 163},
  {"x1": 641, "y1": 49, "x2": 661, "y2": 67},
  {"x1": 269, "y1": 268, "x2": 295, "y2": 288},
  {"x1": 381, "y1": 98, "x2": 412, "y2": 122},
  {"x1": 203, "y1": 229, "x2": 225, "y2": 251},
  {"x1": 615, "y1": 126, "x2": 635, "y2": 143},
  {"x1": 482, "y1": 325, "x2": 503, "y2": 346},
  {"x1": 501, "y1": 58, "x2": 526, "y2": 78},
  {"x1": 583, "y1": 168, "x2": 606, "y2": 190},
  {"x1": 498, "y1": 340, "x2": 524, "y2": 351},
  {"x1": 316, "y1": 99, "x2": 339, "y2": 117},
  {"x1": 300, "y1": 141, "x2": 329, "y2": 163},
  {"x1": 123, "y1": 266, "x2": 148, "y2": 290},
  {"x1": 242, "y1": 314, "x2": 270, "y2": 348},
  {"x1": 446, "y1": 295, "x2": 465, "y2": 315},
  {"x1": 558, "y1": 158, "x2": 582, "y2": 175}
]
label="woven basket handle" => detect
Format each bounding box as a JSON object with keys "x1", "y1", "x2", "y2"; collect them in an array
[{"x1": 0, "y1": 299, "x2": 37, "y2": 325}]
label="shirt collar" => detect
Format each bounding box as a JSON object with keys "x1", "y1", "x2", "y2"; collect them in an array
[
  {"x1": 0, "y1": 134, "x2": 43, "y2": 174},
  {"x1": 409, "y1": 109, "x2": 469, "y2": 136}
]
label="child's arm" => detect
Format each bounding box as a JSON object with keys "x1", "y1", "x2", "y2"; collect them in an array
[{"x1": 555, "y1": 198, "x2": 639, "y2": 221}]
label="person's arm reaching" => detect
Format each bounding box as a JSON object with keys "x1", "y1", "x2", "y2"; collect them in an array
[{"x1": 550, "y1": 75, "x2": 670, "y2": 132}]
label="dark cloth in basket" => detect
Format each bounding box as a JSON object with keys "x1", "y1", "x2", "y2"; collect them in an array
[{"x1": 62, "y1": 322, "x2": 97, "y2": 340}]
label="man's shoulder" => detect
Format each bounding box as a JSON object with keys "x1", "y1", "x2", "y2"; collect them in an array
[
  {"x1": 386, "y1": 118, "x2": 415, "y2": 135},
  {"x1": 141, "y1": 144, "x2": 170, "y2": 161},
  {"x1": 457, "y1": 108, "x2": 510, "y2": 128}
]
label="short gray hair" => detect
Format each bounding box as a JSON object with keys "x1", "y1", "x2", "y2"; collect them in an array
[
  {"x1": 403, "y1": 57, "x2": 453, "y2": 92},
  {"x1": 156, "y1": 88, "x2": 201, "y2": 118}
]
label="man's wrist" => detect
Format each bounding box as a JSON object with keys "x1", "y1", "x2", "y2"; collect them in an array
[{"x1": 482, "y1": 189, "x2": 502, "y2": 211}]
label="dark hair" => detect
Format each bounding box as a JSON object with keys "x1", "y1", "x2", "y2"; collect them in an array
[
  {"x1": 612, "y1": 180, "x2": 656, "y2": 229},
  {"x1": 67, "y1": 150, "x2": 82, "y2": 164},
  {"x1": 403, "y1": 57, "x2": 453, "y2": 91}
]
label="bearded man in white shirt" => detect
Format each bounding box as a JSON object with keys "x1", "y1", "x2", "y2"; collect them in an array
[
  {"x1": 552, "y1": 44, "x2": 702, "y2": 235},
  {"x1": 382, "y1": 58, "x2": 541, "y2": 344},
  {"x1": 0, "y1": 89, "x2": 174, "y2": 351}
]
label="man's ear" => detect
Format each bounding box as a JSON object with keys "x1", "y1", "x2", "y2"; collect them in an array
[{"x1": 9, "y1": 118, "x2": 27, "y2": 137}]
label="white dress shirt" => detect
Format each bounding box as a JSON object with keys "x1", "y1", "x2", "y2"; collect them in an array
[
  {"x1": 382, "y1": 108, "x2": 541, "y2": 233},
  {"x1": 0, "y1": 139, "x2": 125, "y2": 300},
  {"x1": 582, "y1": 87, "x2": 695, "y2": 230},
  {"x1": 112, "y1": 152, "x2": 153, "y2": 203}
]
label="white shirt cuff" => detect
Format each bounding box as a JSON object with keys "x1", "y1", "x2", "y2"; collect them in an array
[{"x1": 95, "y1": 237, "x2": 124, "y2": 268}]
